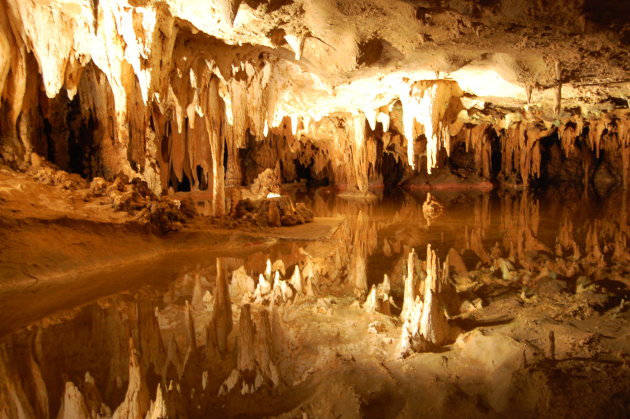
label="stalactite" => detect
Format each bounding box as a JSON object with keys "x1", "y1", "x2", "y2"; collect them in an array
[
  {"x1": 207, "y1": 77, "x2": 226, "y2": 215},
  {"x1": 145, "y1": 384, "x2": 168, "y2": 419},
  {"x1": 557, "y1": 118, "x2": 584, "y2": 158},
  {"x1": 212, "y1": 258, "x2": 232, "y2": 356},
  {"x1": 400, "y1": 80, "x2": 462, "y2": 173},
  {"x1": 501, "y1": 121, "x2": 554, "y2": 186},
  {"x1": 237, "y1": 304, "x2": 256, "y2": 373},
  {"x1": 112, "y1": 338, "x2": 150, "y2": 419},
  {"x1": 464, "y1": 124, "x2": 493, "y2": 178},
  {"x1": 352, "y1": 113, "x2": 369, "y2": 192},
  {"x1": 57, "y1": 382, "x2": 91, "y2": 419},
  {"x1": 184, "y1": 301, "x2": 198, "y2": 360},
  {"x1": 220, "y1": 306, "x2": 280, "y2": 396}
]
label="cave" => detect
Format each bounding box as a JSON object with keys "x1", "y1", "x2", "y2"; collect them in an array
[{"x1": 0, "y1": 0, "x2": 629, "y2": 418}]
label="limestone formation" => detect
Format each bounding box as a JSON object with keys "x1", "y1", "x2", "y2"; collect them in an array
[
  {"x1": 0, "y1": 0, "x2": 626, "y2": 197},
  {"x1": 220, "y1": 306, "x2": 280, "y2": 396},
  {"x1": 56, "y1": 382, "x2": 90, "y2": 419},
  {"x1": 364, "y1": 275, "x2": 393, "y2": 315},
  {"x1": 0, "y1": 1, "x2": 630, "y2": 417},
  {"x1": 212, "y1": 258, "x2": 233, "y2": 356},
  {"x1": 112, "y1": 339, "x2": 150, "y2": 419},
  {"x1": 399, "y1": 245, "x2": 456, "y2": 357}
]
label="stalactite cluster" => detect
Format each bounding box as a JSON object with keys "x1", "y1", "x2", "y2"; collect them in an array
[{"x1": 0, "y1": 0, "x2": 628, "y2": 197}]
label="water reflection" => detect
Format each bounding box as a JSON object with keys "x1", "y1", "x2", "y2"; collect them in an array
[{"x1": 0, "y1": 187, "x2": 628, "y2": 417}]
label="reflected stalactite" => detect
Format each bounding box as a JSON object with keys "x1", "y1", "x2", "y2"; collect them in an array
[
  {"x1": 399, "y1": 245, "x2": 457, "y2": 357},
  {"x1": 0, "y1": 186, "x2": 628, "y2": 416}
]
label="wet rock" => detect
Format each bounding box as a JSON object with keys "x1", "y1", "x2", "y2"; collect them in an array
[
  {"x1": 234, "y1": 196, "x2": 313, "y2": 227},
  {"x1": 88, "y1": 177, "x2": 108, "y2": 197},
  {"x1": 230, "y1": 266, "x2": 255, "y2": 303},
  {"x1": 178, "y1": 197, "x2": 197, "y2": 218},
  {"x1": 142, "y1": 199, "x2": 187, "y2": 234},
  {"x1": 268, "y1": 199, "x2": 281, "y2": 226},
  {"x1": 251, "y1": 168, "x2": 281, "y2": 199}
]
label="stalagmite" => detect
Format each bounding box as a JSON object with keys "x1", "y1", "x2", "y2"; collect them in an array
[
  {"x1": 113, "y1": 339, "x2": 150, "y2": 419},
  {"x1": 220, "y1": 306, "x2": 280, "y2": 396},
  {"x1": 399, "y1": 245, "x2": 455, "y2": 357},
  {"x1": 212, "y1": 258, "x2": 232, "y2": 355},
  {"x1": 364, "y1": 274, "x2": 393, "y2": 314},
  {"x1": 419, "y1": 245, "x2": 450, "y2": 346},
  {"x1": 184, "y1": 301, "x2": 198, "y2": 359},
  {"x1": 400, "y1": 248, "x2": 418, "y2": 322},
  {"x1": 253, "y1": 273, "x2": 272, "y2": 304},
  {"x1": 237, "y1": 304, "x2": 256, "y2": 373},
  {"x1": 289, "y1": 265, "x2": 304, "y2": 294},
  {"x1": 191, "y1": 275, "x2": 204, "y2": 311},
  {"x1": 364, "y1": 286, "x2": 379, "y2": 313},
  {"x1": 230, "y1": 266, "x2": 255, "y2": 302},
  {"x1": 144, "y1": 384, "x2": 167, "y2": 419},
  {"x1": 57, "y1": 382, "x2": 90, "y2": 419},
  {"x1": 265, "y1": 259, "x2": 273, "y2": 279}
]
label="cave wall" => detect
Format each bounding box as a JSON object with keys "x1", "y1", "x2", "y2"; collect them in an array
[{"x1": 0, "y1": 0, "x2": 629, "y2": 197}]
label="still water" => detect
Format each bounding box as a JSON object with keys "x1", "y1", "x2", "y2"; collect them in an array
[{"x1": 0, "y1": 186, "x2": 628, "y2": 417}]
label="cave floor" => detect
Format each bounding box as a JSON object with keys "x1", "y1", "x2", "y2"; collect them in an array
[{"x1": 0, "y1": 166, "x2": 629, "y2": 418}]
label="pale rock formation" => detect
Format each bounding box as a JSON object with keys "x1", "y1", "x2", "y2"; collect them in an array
[
  {"x1": 272, "y1": 259, "x2": 286, "y2": 277},
  {"x1": 56, "y1": 382, "x2": 90, "y2": 419},
  {"x1": 202, "y1": 290, "x2": 213, "y2": 311},
  {"x1": 229, "y1": 265, "x2": 256, "y2": 303},
  {"x1": 419, "y1": 245, "x2": 451, "y2": 346},
  {"x1": 112, "y1": 339, "x2": 150, "y2": 419},
  {"x1": 364, "y1": 274, "x2": 393, "y2": 315},
  {"x1": 250, "y1": 262, "x2": 309, "y2": 306},
  {"x1": 289, "y1": 266, "x2": 305, "y2": 295},
  {"x1": 253, "y1": 273, "x2": 272, "y2": 304},
  {"x1": 399, "y1": 245, "x2": 457, "y2": 357},
  {"x1": 144, "y1": 384, "x2": 167, "y2": 419},
  {"x1": 400, "y1": 248, "x2": 419, "y2": 322}
]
